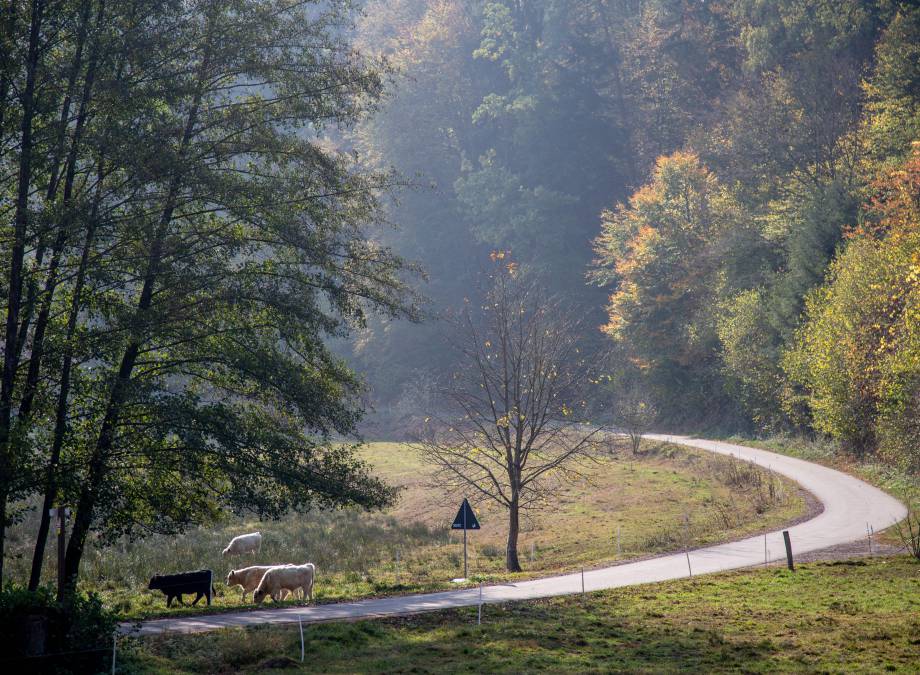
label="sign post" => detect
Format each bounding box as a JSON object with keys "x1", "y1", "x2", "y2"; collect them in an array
[
  {"x1": 49, "y1": 506, "x2": 71, "y2": 597},
  {"x1": 451, "y1": 498, "x2": 480, "y2": 580}
]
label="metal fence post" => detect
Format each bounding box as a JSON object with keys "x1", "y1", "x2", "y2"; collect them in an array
[{"x1": 477, "y1": 582, "x2": 482, "y2": 625}]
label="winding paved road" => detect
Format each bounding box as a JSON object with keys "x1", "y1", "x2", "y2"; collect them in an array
[{"x1": 127, "y1": 435, "x2": 906, "y2": 635}]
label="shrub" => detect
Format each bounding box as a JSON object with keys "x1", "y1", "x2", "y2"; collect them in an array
[
  {"x1": 894, "y1": 499, "x2": 920, "y2": 562},
  {"x1": 479, "y1": 544, "x2": 502, "y2": 558},
  {"x1": 0, "y1": 586, "x2": 117, "y2": 673}
]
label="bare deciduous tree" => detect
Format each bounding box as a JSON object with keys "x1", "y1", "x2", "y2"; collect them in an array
[
  {"x1": 416, "y1": 262, "x2": 609, "y2": 572},
  {"x1": 614, "y1": 383, "x2": 658, "y2": 456}
]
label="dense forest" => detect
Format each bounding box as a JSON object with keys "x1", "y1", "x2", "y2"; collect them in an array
[{"x1": 348, "y1": 0, "x2": 920, "y2": 472}]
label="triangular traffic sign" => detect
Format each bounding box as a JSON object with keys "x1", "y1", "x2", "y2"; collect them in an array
[{"x1": 451, "y1": 498, "x2": 480, "y2": 530}]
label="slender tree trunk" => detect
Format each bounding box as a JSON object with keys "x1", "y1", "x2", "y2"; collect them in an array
[
  {"x1": 0, "y1": 0, "x2": 19, "y2": 139},
  {"x1": 61, "y1": 37, "x2": 212, "y2": 595},
  {"x1": 26, "y1": 3, "x2": 106, "y2": 588},
  {"x1": 61, "y1": 342, "x2": 139, "y2": 596},
  {"x1": 17, "y1": 1, "x2": 101, "y2": 423},
  {"x1": 506, "y1": 494, "x2": 522, "y2": 572},
  {"x1": 29, "y1": 172, "x2": 103, "y2": 591},
  {"x1": 0, "y1": 0, "x2": 46, "y2": 587}
]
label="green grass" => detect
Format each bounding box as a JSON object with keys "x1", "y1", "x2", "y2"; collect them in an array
[
  {"x1": 121, "y1": 556, "x2": 920, "y2": 673},
  {"x1": 5, "y1": 440, "x2": 806, "y2": 620}
]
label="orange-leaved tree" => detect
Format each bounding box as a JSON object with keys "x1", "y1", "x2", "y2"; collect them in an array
[{"x1": 590, "y1": 151, "x2": 754, "y2": 423}]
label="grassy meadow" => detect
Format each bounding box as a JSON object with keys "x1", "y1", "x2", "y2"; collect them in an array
[
  {"x1": 123, "y1": 556, "x2": 920, "y2": 673},
  {"x1": 6, "y1": 440, "x2": 806, "y2": 620}
]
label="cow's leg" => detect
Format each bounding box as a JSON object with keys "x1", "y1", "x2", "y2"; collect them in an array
[
  {"x1": 192, "y1": 592, "x2": 203, "y2": 606},
  {"x1": 176, "y1": 594, "x2": 185, "y2": 606},
  {"x1": 166, "y1": 594, "x2": 173, "y2": 608}
]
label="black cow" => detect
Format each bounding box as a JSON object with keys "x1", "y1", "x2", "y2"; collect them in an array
[{"x1": 148, "y1": 569, "x2": 214, "y2": 607}]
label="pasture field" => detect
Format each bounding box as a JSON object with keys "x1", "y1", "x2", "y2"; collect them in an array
[
  {"x1": 6, "y1": 440, "x2": 807, "y2": 620},
  {"x1": 123, "y1": 556, "x2": 920, "y2": 673}
]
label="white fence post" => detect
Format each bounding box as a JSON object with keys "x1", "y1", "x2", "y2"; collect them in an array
[
  {"x1": 477, "y1": 582, "x2": 483, "y2": 625},
  {"x1": 299, "y1": 616, "x2": 305, "y2": 662}
]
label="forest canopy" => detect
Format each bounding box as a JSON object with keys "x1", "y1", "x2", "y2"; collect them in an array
[
  {"x1": 0, "y1": 0, "x2": 419, "y2": 591},
  {"x1": 349, "y1": 0, "x2": 920, "y2": 471}
]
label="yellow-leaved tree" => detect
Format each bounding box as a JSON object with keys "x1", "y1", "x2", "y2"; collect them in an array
[{"x1": 784, "y1": 145, "x2": 920, "y2": 469}]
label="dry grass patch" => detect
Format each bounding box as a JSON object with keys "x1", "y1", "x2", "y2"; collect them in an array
[{"x1": 6, "y1": 441, "x2": 807, "y2": 620}]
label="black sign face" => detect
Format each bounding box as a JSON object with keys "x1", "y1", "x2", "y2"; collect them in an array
[{"x1": 451, "y1": 498, "x2": 481, "y2": 530}]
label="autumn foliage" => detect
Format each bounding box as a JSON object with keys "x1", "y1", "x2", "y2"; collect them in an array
[{"x1": 786, "y1": 147, "x2": 920, "y2": 468}]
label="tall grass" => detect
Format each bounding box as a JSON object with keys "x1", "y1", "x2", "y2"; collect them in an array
[
  {"x1": 5, "y1": 507, "x2": 443, "y2": 604},
  {"x1": 3, "y1": 441, "x2": 807, "y2": 619},
  {"x1": 637, "y1": 451, "x2": 792, "y2": 551}
]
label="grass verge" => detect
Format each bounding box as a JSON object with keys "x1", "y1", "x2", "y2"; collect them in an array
[{"x1": 122, "y1": 555, "x2": 920, "y2": 673}]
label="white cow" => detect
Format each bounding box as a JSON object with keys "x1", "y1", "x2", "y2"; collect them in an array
[
  {"x1": 226, "y1": 565, "x2": 290, "y2": 602},
  {"x1": 222, "y1": 531, "x2": 262, "y2": 557},
  {"x1": 253, "y1": 563, "x2": 315, "y2": 604}
]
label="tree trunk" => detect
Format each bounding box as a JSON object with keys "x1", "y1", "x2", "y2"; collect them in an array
[
  {"x1": 61, "y1": 359, "x2": 134, "y2": 596},
  {"x1": 0, "y1": 0, "x2": 19, "y2": 136},
  {"x1": 22, "y1": 0, "x2": 103, "y2": 591},
  {"x1": 14, "y1": 0, "x2": 94, "y2": 368},
  {"x1": 29, "y1": 174, "x2": 102, "y2": 591},
  {"x1": 16, "y1": 0, "x2": 100, "y2": 423},
  {"x1": 60, "y1": 34, "x2": 212, "y2": 596},
  {"x1": 506, "y1": 496, "x2": 522, "y2": 572},
  {"x1": 0, "y1": 0, "x2": 46, "y2": 587}
]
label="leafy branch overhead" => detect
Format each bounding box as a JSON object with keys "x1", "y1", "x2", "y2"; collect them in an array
[{"x1": 0, "y1": 0, "x2": 420, "y2": 593}]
